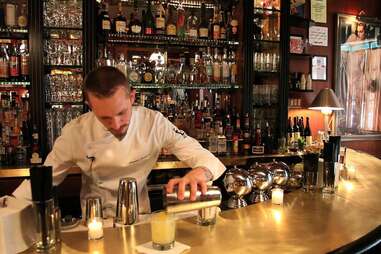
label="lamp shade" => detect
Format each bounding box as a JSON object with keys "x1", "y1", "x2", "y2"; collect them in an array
[{"x1": 309, "y1": 88, "x2": 343, "y2": 112}]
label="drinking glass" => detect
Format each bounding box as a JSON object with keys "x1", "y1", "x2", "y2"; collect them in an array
[{"x1": 151, "y1": 211, "x2": 176, "y2": 250}]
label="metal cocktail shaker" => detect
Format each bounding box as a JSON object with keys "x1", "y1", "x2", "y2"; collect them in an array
[
  {"x1": 163, "y1": 186, "x2": 222, "y2": 214},
  {"x1": 114, "y1": 178, "x2": 139, "y2": 226}
]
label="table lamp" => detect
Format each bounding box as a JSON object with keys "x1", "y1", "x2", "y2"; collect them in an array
[{"x1": 309, "y1": 88, "x2": 343, "y2": 135}]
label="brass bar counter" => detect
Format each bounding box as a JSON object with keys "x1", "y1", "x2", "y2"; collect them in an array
[{"x1": 23, "y1": 149, "x2": 381, "y2": 253}]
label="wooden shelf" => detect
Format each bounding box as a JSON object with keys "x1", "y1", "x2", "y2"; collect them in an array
[
  {"x1": 106, "y1": 33, "x2": 239, "y2": 48},
  {"x1": 289, "y1": 89, "x2": 314, "y2": 93},
  {"x1": 132, "y1": 83, "x2": 241, "y2": 90}
]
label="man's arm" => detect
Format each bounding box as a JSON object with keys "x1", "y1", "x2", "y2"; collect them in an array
[{"x1": 154, "y1": 112, "x2": 226, "y2": 200}]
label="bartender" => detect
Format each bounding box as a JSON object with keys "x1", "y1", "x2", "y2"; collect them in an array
[{"x1": 14, "y1": 66, "x2": 226, "y2": 217}]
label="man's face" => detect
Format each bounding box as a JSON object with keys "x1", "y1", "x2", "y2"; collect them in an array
[
  {"x1": 357, "y1": 24, "x2": 365, "y2": 40},
  {"x1": 87, "y1": 86, "x2": 136, "y2": 140}
]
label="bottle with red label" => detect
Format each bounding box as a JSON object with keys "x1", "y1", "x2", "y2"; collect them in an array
[
  {"x1": 144, "y1": 0, "x2": 155, "y2": 35},
  {"x1": 9, "y1": 41, "x2": 19, "y2": 82},
  {"x1": 19, "y1": 40, "x2": 29, "y2": 81},
  {"x1": 0, "y1": 44, "x2": 9, "y2": 81}
]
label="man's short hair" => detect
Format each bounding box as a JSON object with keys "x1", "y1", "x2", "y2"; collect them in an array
[{"x1": 83, "y1": 66, "x2": 130, "y2": 99}]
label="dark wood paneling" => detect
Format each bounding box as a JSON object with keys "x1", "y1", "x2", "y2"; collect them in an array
[{"x1": 342, "y1": 140, "x2": 381, "y2": 159}]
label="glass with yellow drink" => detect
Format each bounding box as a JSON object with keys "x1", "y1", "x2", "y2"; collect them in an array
[{"x1": 151, "y1": 211, "x2": 176, "y2": 250}]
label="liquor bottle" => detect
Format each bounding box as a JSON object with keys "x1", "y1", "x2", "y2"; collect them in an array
[
  {"x1": 208, "y1": 121, "x2": 218, "y2": 154},
  {"x1": 252, "y1": 123, "x2": 264, "y2": 154},
  {"x1": 113, "y1": 1, "x2": 127, "y2": 33},
  {"x1": 229, "y1": 50, "x2": 237, "y2": 83},
  {"x1": 198, "y1": 1, "x2": 209, "y2": 39},
  {"x1": 155, "y1": 1, "x2": 166, "y2": 35},
  {"x1": 225, "y1": 114, "x2": 233, "y2": 156},
  {"x1": 116, "y1": 53, "x2": 127, "y2": 77},
  {"x1": 299, "y1": 116, "x2": 305, "y2": 138},
  {"x1": 189, "y1": 57, "x2": 199, "y2": 84},
  {"x1": 19, "y1": 40, "x2": 29, "y2": 81},
  {"x1": 18, "y1": 3, "x2": 28, "y2": 28},
  {"x1": 186, "y1": 9, "x2": 198, "y2": 38},
  {"x1": 293, "y1": 117, "x2": 300, "y2": 140},
  {"x1": 166, "y1": 5, "x2": 177, "y2": 36},
  {"x1": 232, "y1": 113, "x2": 242, "y2": 155},
  {"x1": 208, "y1": 18, "x2": 213, "y2": 39},
  {"x1": 304, "y1": 117, "x2": 312, "y2": 146},
  {"x1": 9, "y1": 41, "x2": 19, "y2": 81},
  {"x1": 128, "y1": 56, "x2": 141, "y2": 83},
  {"x1": 197, "y1": 50, "x2": 207, "y2": 84},
  {"x1": 98, "y1": 2, "x2": 111, "y2": 34},
  {"x1": 105, "y1": 48, "x2": 114, "y2": 67},
  {"x1": 287, "y1": 117, "x2": 293, "y2": 145},
  {"x1": 230, "y1": 4, "x2": 239, "y2": 40},
  {"x1": 204, "y1": 47, "x2": 213, "y2": 83},
  {"x1": 219, "y1": 10, "x2": 226, "y2": 40},
  {"x1": 176, "y1": 2, "x2": 186, "y2": 38},
  {"x1": 263, "y1": 121, "x2": 273, "y2": 154},
  {"x1": 222, "y1": 48, "x2": 230, "y2": 84},
  {"x1": 144, "y1": 0, "x2": 155, "y2": 35},
  {"x1": 129, "y1": 5, "x2": 142, "y2": 35},
  {"x1": 212, "y1": 7, "x2": 220, "y2": 40},
  {"x1": 217, "y1": 122, "x2": 227, "y2": 156},
  {"x1": 5, "y1": 1, "x2": 16, "y2": 28},
  {"x1": 212, "y1": 48, "x2": 221, "y2": 83},
  {"x1": 0, "y1": 44, "x2": 9, "y2": 81},
  {"x1": 30, "y1": 124, "x2": 42, "y2": 164},
  {"x1": 242, "y1": 113, "x2": 251, "y2": 155},
  {"x1": 142, "y1": 58, "x2": 154, "y2": 83}
]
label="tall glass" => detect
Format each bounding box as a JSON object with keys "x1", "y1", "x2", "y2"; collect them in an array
[
  {"x1": 151, "y1": 211, "x2": 176, "y2": 250},
  {"x1": 33, "y1": 199, "x2": 56, "y2": 252}
]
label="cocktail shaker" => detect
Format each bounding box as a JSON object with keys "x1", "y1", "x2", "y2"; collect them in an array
[
  {"x1": 163, "y1": 186, "x2": 222, "y2": 214},
  {"x1": 114, "y1": 178, "x2": 139, "y2": 226}
]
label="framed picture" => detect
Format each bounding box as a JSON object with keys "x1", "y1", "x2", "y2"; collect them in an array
[
  {"x1": 334, "y1": 14, "x2": 381, "y2": 135},
  {"x1": 290, "y1": 0, "x2": 306, "y2": 18},
  {"x1": 311, "y1": 55, "x2": 327, "y2": 81},
  {"x1": 290, "y1": 35, "x2": 304, "y2": 54}
]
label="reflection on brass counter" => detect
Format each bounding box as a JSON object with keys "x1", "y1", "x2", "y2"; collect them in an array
[
  {"x1": 0, "y1": 152, "x2": 308, "y2": 178},
  {"x1": 22, "y1": 149, "x2": 381, "y2": 253}
]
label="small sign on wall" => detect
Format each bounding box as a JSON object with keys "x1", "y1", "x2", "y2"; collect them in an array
[
  {"x1": 309, "y1": 26, "x2": 328, "y2": 46},
  {"x1": 311, "y1": 0, "x2": 327, "y2": 23}
]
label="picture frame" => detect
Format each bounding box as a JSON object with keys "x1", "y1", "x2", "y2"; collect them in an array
[
  {"x1": 290, "y1": 35, "x2": 304, "y2": 54},
  {"x1": 311, "y1": 55, "x2": 327, "y2": 81}
]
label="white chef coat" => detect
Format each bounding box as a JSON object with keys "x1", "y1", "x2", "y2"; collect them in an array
[{"x1": 21, "y1": 106, "x2": 225, "y2": 217}]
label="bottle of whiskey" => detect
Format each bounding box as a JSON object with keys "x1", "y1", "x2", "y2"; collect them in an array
[
  {"x1": 155, "y1": 1, "x2": 166, "y2": 35},
  {"x1": 116, "y1": 53, "x2": 127, "y2": 77},
  {"x1": 144, "y1": 0, "x2": 155, "y2": 35},
  {"x1": 204, "y1": 47, "x2": 213, "y2": 83},
  {"x1": 176, "y1": 2, "x2": 186, "y2": 38},
  {"x1": 229, "y1": 50, "x2": 237, "y2": 83},
  {"x1": 19, "y1": 40, "x2": 29, "y2": 81},
  {"x1": 18, "y1": 3, "x2": 28, "y2": 28},
  {"x1": 222, "y1": 48, "x2": 230, "y2": 84},
  {"x1": 0, "y1": 44, "x2": 9, "y2": 81},
  {"x1": 212, "y1": 48, "x2": 221, "y2": 83},
  {"x1": 212, "y1": 7, "x2": 220, "y2": 40},
  {"x1": 129, "y1": 4, "x2": 142, "y2": 35},
  {"x1": 98, "y1": 2, "x2": 111, "y2": 34},
  {"x1": 113, "y1": 1, "x2": 127, "y2": 33},
  {"x1": 199, "y1": 1, "x2": 209, "y2": 39},
  {"x1": 230, "y1": 4, "x2": 239, "y2": 40},
  {"x1": 186, "y1": 9, "x2": 199, "y2": 38},
  {"x1": 9, "y1": 41, "x2": 19, "y2": 81},
  {"x1": 242, "y1": 113, "x2": 251, "y2": 155},
  {"x1": 219, "y1": 10, "x2": 226, "y2": 40},
  {"x1": 166, "y1": 5, "x2": 177, "y2": 36},
  {"x1": 232, "y1": 112, "x2": 242, "y2": 155}
]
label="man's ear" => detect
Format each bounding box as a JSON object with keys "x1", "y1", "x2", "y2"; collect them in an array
[{"x1": 129, "y1": 89, "x2": 136, "y2": 105}]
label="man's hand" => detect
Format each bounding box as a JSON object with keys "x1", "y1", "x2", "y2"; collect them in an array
[{"x1": 166, "y1": 167, "x2": 213, "y2": 201}]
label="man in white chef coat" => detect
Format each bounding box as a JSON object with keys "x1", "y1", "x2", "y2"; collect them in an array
[{"x1": 16, "y1": 66, "x2": 226, "y2": 217}]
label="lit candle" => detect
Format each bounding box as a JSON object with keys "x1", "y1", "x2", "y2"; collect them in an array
[
  {"x1": 88, "y1": 219, "x2": 104, "y2": 240},
  {"x1": 271, "y1": 188, "x2": 284, "y2": 205}
]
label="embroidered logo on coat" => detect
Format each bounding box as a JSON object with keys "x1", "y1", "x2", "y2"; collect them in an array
[{"x1": 173, "y1": 128, "x2": 187, "y2": 138}]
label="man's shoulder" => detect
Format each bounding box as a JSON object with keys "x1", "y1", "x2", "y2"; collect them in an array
[
  {"x1": 62, "y1": 112, "x2": 95, "y2": 132},
  {"x1": 133, "y1": 106, "x2": 162, "y2": 120}
]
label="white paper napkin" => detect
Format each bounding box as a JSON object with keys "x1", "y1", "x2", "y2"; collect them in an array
[
  {"x1": 135, "y1": 241, "x2": 190, "y2": 254},
  {"x1": 0, "y1": 195, "x2": 35, "y2": 254}
]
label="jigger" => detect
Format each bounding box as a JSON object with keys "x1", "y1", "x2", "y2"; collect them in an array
[{"x1": 114, "y1": 178, "x2": 139, "y2": 226}]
